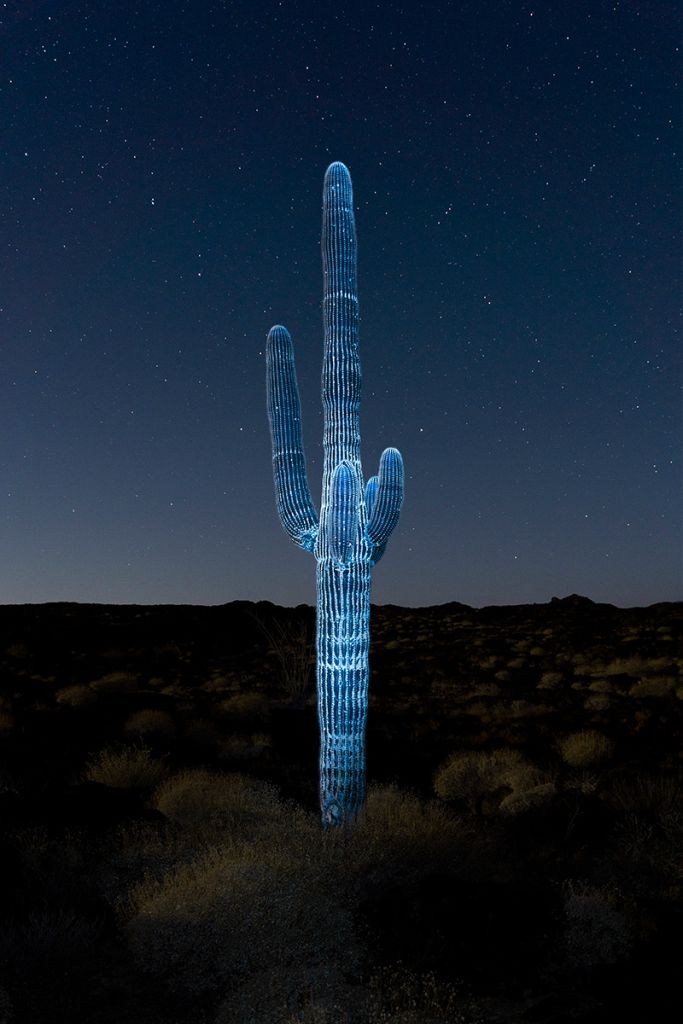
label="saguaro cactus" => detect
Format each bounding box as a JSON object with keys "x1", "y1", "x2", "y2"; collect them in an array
[{"x1": 266, "y1": 162, "x2": 404, "y2": 826}]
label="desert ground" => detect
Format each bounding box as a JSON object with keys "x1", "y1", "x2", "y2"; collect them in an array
[{"x1": 0, "y1": 595, "x2": 681, "y2": 1023}]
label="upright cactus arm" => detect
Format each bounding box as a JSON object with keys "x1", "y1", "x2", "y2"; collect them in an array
[
  {"x1": 266, "y1": 324, "x2": 319, "y2": 552},
  {"x1": 329, "y1": 461, "x2": 361, "y2": 565},
  {"x1": 367, "y1": 446, "x2": 404, "y2": 551}
]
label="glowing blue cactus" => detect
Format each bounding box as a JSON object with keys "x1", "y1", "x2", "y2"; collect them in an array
[{"x1": 266, "y1": 162, "x2": 404, "y2": 826}]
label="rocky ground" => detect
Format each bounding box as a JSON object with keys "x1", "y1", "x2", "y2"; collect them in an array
[{"x1": 0, "y1": 595, "x2": 681, "y2": 1023}]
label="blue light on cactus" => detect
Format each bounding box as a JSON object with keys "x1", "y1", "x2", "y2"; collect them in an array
[{"x1": 266, "y1": 162, "x2": 404, "y2": 826}]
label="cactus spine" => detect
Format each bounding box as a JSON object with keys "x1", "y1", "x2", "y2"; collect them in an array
[{"x1": 266, "y1": 162, "x2": 404, "y2": 826}]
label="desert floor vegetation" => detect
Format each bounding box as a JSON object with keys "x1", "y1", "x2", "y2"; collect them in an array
[{"x1": 0, "y1": 597, "x2": 680, "y2": 1022}]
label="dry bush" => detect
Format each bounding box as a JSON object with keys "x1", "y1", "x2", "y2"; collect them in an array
[
  {"x1": 218, "y1": 732, "x2": 271, "y2": 761},
  {"x1": 498, "y1": 782, "x2": 557, "y2": 817},
  {"x1": 0, "y1": 713, "x2": 15, "y2": 737},
  {"x1": 123, "y1": 823, "x2": 359, "y2": 999},
  {"x1": 606, "y1": 772, "x2": 683, "y2": 822},
  {"x1": 250, "y1": 610, "x2": 315, "y2": 703},
  {"x1": 0, "y1": 909, "x2": 101, "y2": 973},
  {"x1": 216, "y1": 691, "x2": 270, "y2": 720},
  {"x1": 562, "y1": 880, "x2": 631, "y2": 967},
  {"x1": 434, "y1": 748, "x2": 546, "y2": 814},
  {"x1": 537, "y1": 671, "x2": 564, "y2": 690},
  {"x1": 588, "y1": 678, "x2": 615, "y2": 694},
  {"x1": 84, "y1": 744, "x2": 168, "y2": 790},
  {"x1": 181, "y1": 717, "x2": 221, "y2": 754},
  {"x1": 124, "y1": 783, "x2": 473, "y2": 1005},
  {"x1": 583, "y1": 694, "x2": 611, "y2": 712},
  {"x1": 629, "y1": 676, "x2": 677, "y2": 699},
  {"x1": 336, "y1": 786, "x2": 473, "y2": 902},
  {"x1": 89, "y1": 671, "x2": 139, "y2": 694},
  {"x1": 123, "y1": 708, "x2": 176, "y2": 743},
  {"x1": 367, "y1": 965, "x2": 480, "y2": 1024},
  {"x1": 12, "y1": 827, "x2": 88, "y2": 907},
  {"x1": 55, "y1": 684, "x2": 96, "y2": 707},
  {"x1": 214, "y1": 965, "x2": 364, "y2": 1024},
  {"x1": 0, "y1": 985, "x2": 12, "y2": 1024},
  {"x1": 558, "y1": 730, "x2": 614, "y2": 769},
  {"x1": 152, "y1": 769, "x2": 283, "y2": 838},
  {"x1": 603, "y1": 656, "x2": 673, "y2": 678}
]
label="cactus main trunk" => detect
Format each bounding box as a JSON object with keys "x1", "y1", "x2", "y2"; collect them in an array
[
  {"x1": 316, "y1": 558, "x2": 371, "y2": 826},
  {"x1": 265, "y1": 161, "x2": 404, "y2": 827}
]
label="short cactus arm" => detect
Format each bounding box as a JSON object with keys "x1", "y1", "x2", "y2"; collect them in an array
[
  {"x1": 266, "y1": 324, "x2": 319, "y2": 552},
  {"x1": 329, "y1": 461, "x2": 360, "y2": 565},
  {"x1": 367, "y1": 447, "x2": 404, "y2": 549}
]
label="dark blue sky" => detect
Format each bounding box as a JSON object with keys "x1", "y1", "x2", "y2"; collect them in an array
[{"x1": 1, "y1": 0, "x2": 680, "y2": 607}]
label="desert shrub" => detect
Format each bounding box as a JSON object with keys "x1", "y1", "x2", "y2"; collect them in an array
[
  {"x1": 566, "y1": 771, "x2": 599, "y2": 796},
  {"x1": 250, "y1": 610, "x2": 315, "y2": 703},
  {"x1": 84, "y1": 744, "x2": 168, "y2": 790},
  {"x1": 603, "y1": 655, "x2": 674, "y2": 678},
  {"x1": 498, "y1": 782, "x2": 557, "y2": 816},
  {"x1": 629, "y1": 676, "x2": 677, "y2": 699},
  {"x1": 588, "y1": 678, "x2": 615, "y2": 693},
  {"x1": 89, "y1": 671, "x2": 139, "y2": 694},
  {"x1": 55, "y1": 683, "x2": 96, "y2": 707},
  {"x1": 538, "y1": 671, "x2": 564, "y2": 690},
  {"x1": 123, "y1": 822, "x2": 359, "y2": 999},
  {"x1": 218, "y1": 732, "x2": 271, "y2": 761},
  {"x1": 338, "y1": 786, "x2": 473, "y2": 900},
  {"x1": 434, "y1": 748, "x2": 545, "y2": 814},
  {"x1": 0, "y1": 909, "x2": 101, "y2": 973},
  {"x1": 181, "y1": 717, "x2": 221, "y2": 753},
  {"x1": 152, "y1": 769, "x2": 282, "y2": 838},
  {"x1": 558, "y1": 730, "x2": 614, "y2": 768},
  {"x1": 562, "y1": 880, "x2": 631, "y2": 967},
  {"x1": 123, "y1": 708, "x2": 176, "y2": 743},
  {"x1": 214, "y1": 965, "x2": 363, "y2": 1024},
  {"x1": 0, "y1": 769, "x2": 18, "y2": 795},
  {"x1": 216, "y1": 692, "x2": 270, "y2": 720},
  {"x1": 367, "y1": 965, "x2": 480, "y2": 1024},
  {"x1": 583, "y1": 694, "x2": 611, "y2": 712},
  {"x1": 606, "y1": 772, "x2": 683, "y2": 822},
  {"x1": 0, "y1": 712, "x2": 14, "y2": 737},
  {"x1": 0, "y1": 985, "x2": 12, "y2": 1024},
  {"x1": 13, "y1": 827, "x2": 88, "y2": 906}
]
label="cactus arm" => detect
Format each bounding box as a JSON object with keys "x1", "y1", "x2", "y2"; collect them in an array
[
  {"x1": 364, "y1": 475, "x2": 378, "y2": 520},
  {"x1": 367, "y1": 447, "x2": 404, "y2": 549},
  {"x1": 266, "y1": 324, "x2": 319, "y2": 552},
  {"x1": 329, "y1": 461, "x2": 360, "y2": 565}
]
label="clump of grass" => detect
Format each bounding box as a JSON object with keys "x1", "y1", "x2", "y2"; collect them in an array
[
  {"x1": 558, "y1": 730, "x2": 614, "y2": 769},
  {"x1": 55, "y1": 684, "x2": 96, "y2": 707},
  {"x1": 218, "y1": 732, "x2": 271, "y2": 762},
  {"x1": 123, "y1": 708, "x2": 176, "y2": 743},
  {"x1": 607, "y1": 772, "x2": 683, "y2": 822},
  {"x1": 89, "y1": 671, "x2": 138, "y2": 695},
  {"x1": 84, "y1": 744, "x2": 168, "y2": 790},
  {"x1": 562, "y1": 879, "x2": 631, "y2": 967},
  {"x1": 0, "y1": 712, "x2": 15, "y2": 737},
  {"x1": 629, "y1": 676, "x2": 677, "y2": 699},
  {"x1": 434, "y1": 748, "x2": 546, "y2": 815},
  {"x1": 216, "y1": 692, "x2": 270, "y2": 720},
  {"x1": 367, "y1": 965, "x2": 479, "y2": 1024},
  {"x1": 537, "y1": 671, "x2": 564, "y2": 690},
  {"x1": 152, "y1": 769, "x2": 282, "y2": 836},
  {"x1": 123, "y1": 822, "x2": 358, "y2": 998}
]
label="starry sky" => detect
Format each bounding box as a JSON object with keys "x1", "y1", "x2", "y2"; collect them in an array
[{"x1": 1, "y1": 0, "x2": 680, "y2": 608}]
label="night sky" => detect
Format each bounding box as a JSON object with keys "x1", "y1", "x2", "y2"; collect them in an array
[{"x1": 2, "y1": 0, "x2": 680, "y2": 608}]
